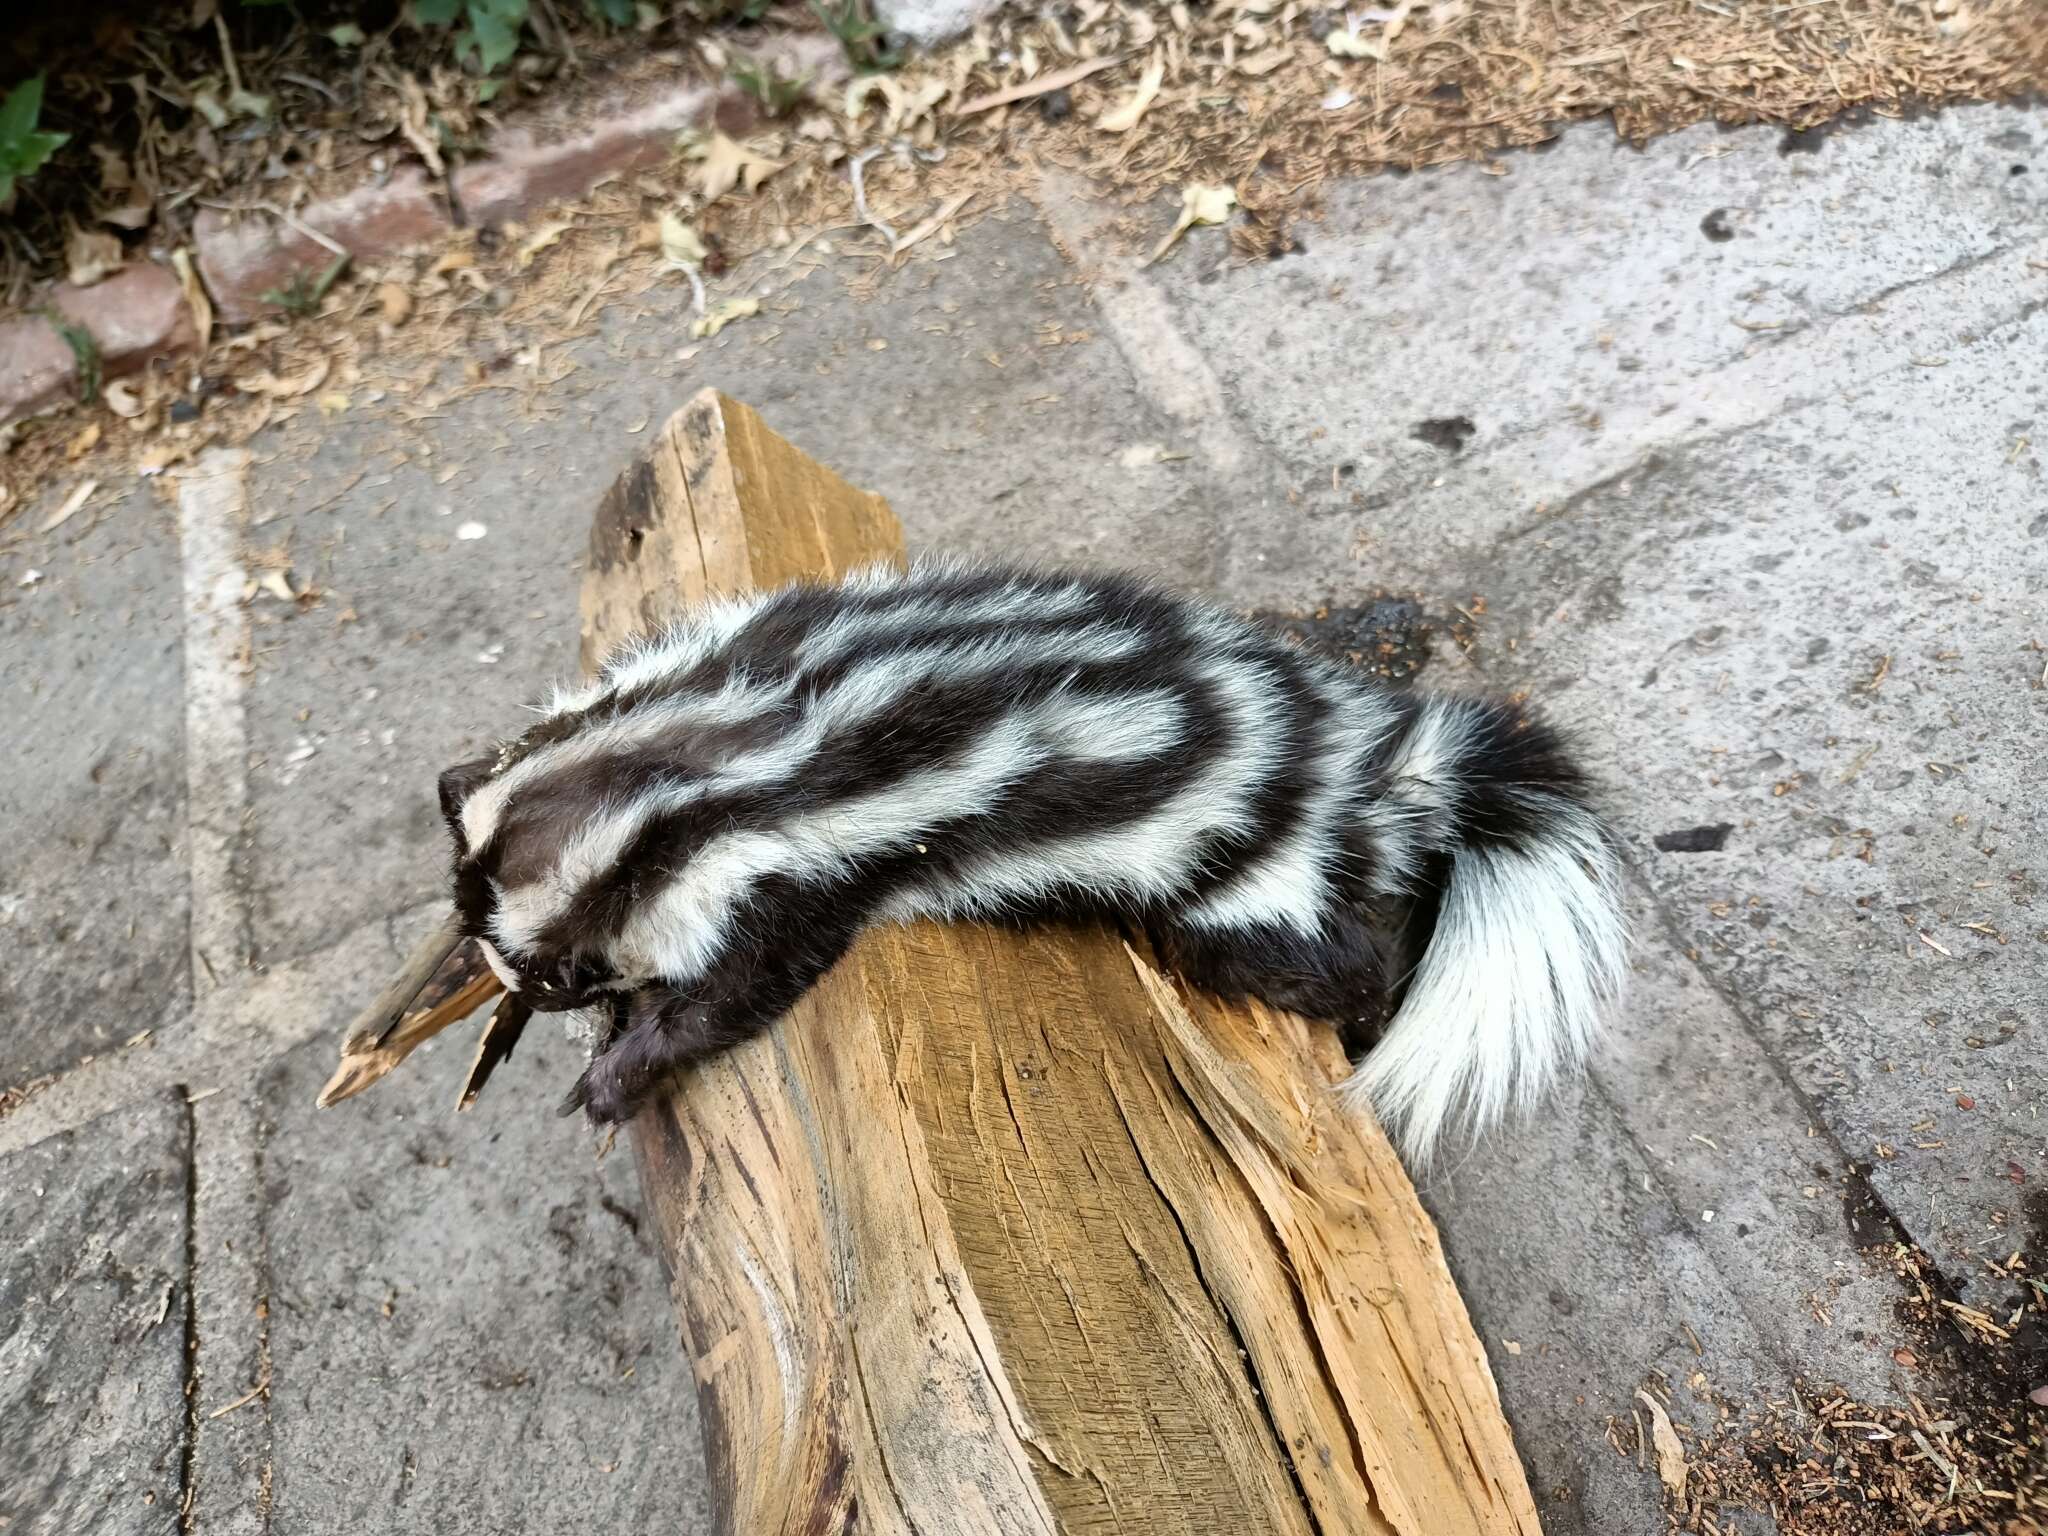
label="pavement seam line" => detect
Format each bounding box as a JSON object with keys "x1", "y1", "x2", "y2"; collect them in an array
[
  {"x1": 1034, "y1": 170, "x2": 1253, "y2": 478},
  {"x1": 175, "y1": 446, "x2": 257, "y2": 998}
]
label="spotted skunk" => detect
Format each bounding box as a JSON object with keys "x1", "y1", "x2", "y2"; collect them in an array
[{"x1": 437, "y1": 559, "x2": 1626, "y2": 1162}]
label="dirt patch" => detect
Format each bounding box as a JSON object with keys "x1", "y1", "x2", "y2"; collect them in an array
[
  {"x1": 1623, "y1": 1244, "x2": 2046, "y2": 1535},
  {"x1": 1256, "y1": 593, "x2": 1480, "y2": 684},
  {"x1": 1413, "y1": 416, "x2": 1479, "y2": 455}
]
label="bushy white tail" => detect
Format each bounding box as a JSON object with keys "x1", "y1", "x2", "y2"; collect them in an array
[{"x1": 1341, "y1": 760, "x2": 1627, "y2": 1166}]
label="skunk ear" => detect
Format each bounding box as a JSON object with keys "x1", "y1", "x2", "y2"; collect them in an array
[{"x1": 437, "y1": 756, "x2": 499, "y2": 836}]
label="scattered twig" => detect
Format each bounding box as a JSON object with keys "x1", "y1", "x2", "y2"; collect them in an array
[
  {"x1": 848, "y1": 147, "x2": 899, "y2": 250},
  {"x1": 954, "y1": 56, "x2": 1127, "y2": 115},
  {"x1": 207, "y1": 1383, "x2": 267, "y2": 1420},
  {"x1": 197, "y1": 198, "x2": 349, "y2": 260},
  {"x1": 888, "y1": 190, "x2": 974, "y2": 263},
  {"x1": 212, "y1": 11, "x2": 246, "y2": 102}
]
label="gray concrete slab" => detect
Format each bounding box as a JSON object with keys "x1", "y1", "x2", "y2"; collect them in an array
[
  {"x1": 1141, "y1": 104, "x2": 2048, "y2": 599},
  {"x1": 0, "y1": 487, "x2": 192, "y2": 1083},
  {"x1": 252, "y1": 1017, "x2": 706, "y2": 1534},
  {"x1": 0, "y1": 1094, "x2": 190, "y2": 1535},
  {"x1": 1427, "y1": 1083, "x2": 1774, "y2": 1535},
  {"x1": 1459, "y1": 310, "x2": 2047, "y2": 1312}
]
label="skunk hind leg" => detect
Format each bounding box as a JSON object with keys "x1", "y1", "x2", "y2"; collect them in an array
[{"x1": 1148, "y1": 903, "x2": 1400, "y2": 1056}]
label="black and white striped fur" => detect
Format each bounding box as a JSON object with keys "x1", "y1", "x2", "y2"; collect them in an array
[{"x1": 437, "y1": 559, "x2": 1626, "y2": 1162}]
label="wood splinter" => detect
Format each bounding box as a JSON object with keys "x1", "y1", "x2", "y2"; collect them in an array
[{"x1": 316, "y1": 912, "x2": 504, "y2": 1109}]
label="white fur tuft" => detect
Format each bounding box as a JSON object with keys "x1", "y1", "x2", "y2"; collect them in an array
[{"x1": 1339, "y1": 806, "x2": 1626, "y2": 1166}]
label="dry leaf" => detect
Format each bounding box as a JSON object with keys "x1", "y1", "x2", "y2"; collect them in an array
[
  {"x1": 139, "y1": 438, "x2": 203, "y2": 477},
  {"x1": 172, "y1": 249, "x2": 213, "y2": 354},
  {"x1": 103, "y1": 380, "x2": 145, "y2": 418},
  {"x1": 39, "y1": 480, "x2": 98, "y2": 534},
  {"x1": 1636, "y1": 1391, "x2": 1689, "y2": 1504},
  {"x1": 376, "y1": 283, "x2": 413, "y2": 326},
  {"x1": 66, "y1": 226, "x2": 124, "y2": 288},
  {"x1": 689, "y1": 297, "x2": 760, "y2": 338},
  {"x1": 431, "y1": 248, "x2": 475, "y2": 276},
  {"x1": 843, "y1": 74, "x2": 948, "y2": 135},
  {"x1": 396, "y1": 73, "x2": 445, "y2": 178},
  {"x1": 955, "y1": 56, "x2": 1121, "y2": 115},
  {"x1": 256, "y1": 569, "x2": 296, "y2": 603},
  {"x1": 1327, "y1": 28, "x2": 1385, "y2": 59},
  {"x1": 691, "y1": 134, "x2": 784, "y2": 204},
  {"x1": 1098, "y1": 56, "x2": 1165, "y2": 132},
  {"x1": 221, "y1": 322, "x2": 284, "y2": 354},
  {"x1": 66, "y1": 422, "x2": 102, "y2": 460},
  {"x1": 1238, "y1": 46, "x2": 1293, "y2": 76},
  {"x1": 236, "y1": 357, "x2": 331, "y2": 399},
  {"x1": 658, "y1": 212, "x2": 707, "y2": 268},
  {"x1": 1148, "y1": 184, "x2": 1236, "y2": 265},
  {"x1": 100, "y1": 199, "x2": 153, "y2": 232},
  {"x1": 1363, "y1": 1, "x2": 1414, "y2": 39},
  {"x1": 92, "y1": 143, "x2": 134, "y2": 193},
  {"x1": 516, "y1": 221, "x2": 572, "y2": 269}
]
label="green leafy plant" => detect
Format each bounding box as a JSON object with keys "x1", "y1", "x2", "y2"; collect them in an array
[
  {"x1": 0, "y1": 77, "x2": 69, "y2": 205},
  {"x1": 38, "y1": 311, "x2": 101, "y2": 402},
  {"x1": 414, "y1": 0, "x2": 531, "y2": 76},
  {"x1": 584, "y1": 0, "x2": 636, "y2": 22},
  {"x1": 810, "y1": 0, "x2": 900, "y2": 72},
  {"x1": 731, "y1": 56, "x2": 809, "y2": 118}
]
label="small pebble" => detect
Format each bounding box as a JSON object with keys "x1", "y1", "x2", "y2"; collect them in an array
[{"x1": 169, "y1": 400, "x2": 202, "y2": 424}]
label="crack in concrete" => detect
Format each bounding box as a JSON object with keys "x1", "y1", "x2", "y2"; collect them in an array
[
  {"x1": 1621, "y1": 867, "x2": 2044, "y2": 1416},
  {"x1": 177, "y1": 1087, "x2": 202, "y2": 1534}
]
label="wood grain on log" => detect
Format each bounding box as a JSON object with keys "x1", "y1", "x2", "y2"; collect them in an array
[{"x1": 586, "y1": 390, "x2": 1543, "y2": 1536}]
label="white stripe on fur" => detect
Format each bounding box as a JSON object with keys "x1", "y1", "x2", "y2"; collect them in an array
[{"x1": 1184, "y1": 669, "x2": 1401, "y2": 936}]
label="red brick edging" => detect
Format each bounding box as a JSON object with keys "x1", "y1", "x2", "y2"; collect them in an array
[{"x1": 1, "y1": 36, "x2": 843, "y2": 426}]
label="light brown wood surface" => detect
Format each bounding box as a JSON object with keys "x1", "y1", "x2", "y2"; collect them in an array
[{"x1": 586, "y1": 390, "x2": 1544, "y2": 1536}]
